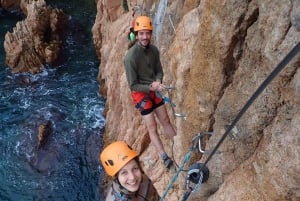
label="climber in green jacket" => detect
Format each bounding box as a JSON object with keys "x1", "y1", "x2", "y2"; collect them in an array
[{"x1": 124, "y1": 16, "x2": 176, "y2": 169}]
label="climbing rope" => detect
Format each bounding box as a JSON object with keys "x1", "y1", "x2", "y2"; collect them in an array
[
  {"x1": 155, "y1": 87, "x2": 187, "y2": 119},
  {"x1": 201, "y1": 41, "x2": 300, "y2": 168},
  {"x1": 171, "y1": 132, "x2": 214, "y2": 171},
  {"x1": 171, "y1": 139, "x2": 188, "y2": 171},
  {"x1": 159, "y1": 135, "x2": 200, "y2": 201},
  {"x1": 182, "y1": 42, "x2": 300, "y2": 200},
  {"x1": 160, "y1": 41, "x2": 300, "y2": 201}
]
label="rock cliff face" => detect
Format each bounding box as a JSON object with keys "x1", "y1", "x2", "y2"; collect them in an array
[
  {"x1": 3, "y1": 0, "x2": 67, "y2": 74},
  {"x1": 93, "y1": 0, "x2": 300, "y2": 200},
  {"x1": 2, "y1": 0, "x2": 299, "y2": 199}
]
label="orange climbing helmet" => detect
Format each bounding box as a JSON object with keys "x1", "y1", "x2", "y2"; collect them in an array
[
  {"x1": 100, "y1": 141, "x2": 139, "y2": 176},
  {"x1": 134, "y1": 16, "x2": 153, "y2": 32}
]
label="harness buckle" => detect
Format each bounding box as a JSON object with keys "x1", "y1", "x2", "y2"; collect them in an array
[{"x1": 135, "y1": 94, "x2": 150, "y2": 111}]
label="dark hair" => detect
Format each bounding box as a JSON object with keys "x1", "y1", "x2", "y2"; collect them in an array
[{"x1": 127, "y1": 39, "x2": 137, "y2": 49}]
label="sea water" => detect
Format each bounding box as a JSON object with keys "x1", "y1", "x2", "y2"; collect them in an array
[{"x1": 0, "y1": 1, "x2": 105, "y2": 200}]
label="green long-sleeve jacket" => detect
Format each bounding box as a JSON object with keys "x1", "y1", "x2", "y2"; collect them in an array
[{"x1": 124, "y1": 42, "x2": 163, "y2": 93}]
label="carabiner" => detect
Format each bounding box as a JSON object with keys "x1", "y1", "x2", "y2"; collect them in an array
[{"x1": 185, "y1": 163, "x2": 209, "y2": 192}]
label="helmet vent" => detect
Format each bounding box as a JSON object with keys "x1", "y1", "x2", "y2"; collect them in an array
[
  {"x1": 122, "y1": 155, "x2": 128, "y2": 161},
  {"x1": 108, "y1": 160, "x2": 114, "y2": 165},
  {"x1": 105, "y1": 159, "x2": 114, "y2": 166}
]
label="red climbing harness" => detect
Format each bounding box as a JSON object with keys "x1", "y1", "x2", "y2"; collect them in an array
[{"x1": 131, "y1": 91, "x2": 163, "y2": 114}]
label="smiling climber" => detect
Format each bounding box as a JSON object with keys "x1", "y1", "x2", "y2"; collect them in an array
[
  {"x1": 100, "y1": 141, "x2": 160, "y2": 200},
  {"x1": 124, "y1": 16, "x2": 176, "y2": 169}
]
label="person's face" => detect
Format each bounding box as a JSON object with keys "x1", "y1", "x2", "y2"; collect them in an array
[
  {"x1": 137, "y1": 30, "x2": 152, "y2": 47},
  {"x1": 117, "y1": 159, "x2": 142, "y2": 192}
]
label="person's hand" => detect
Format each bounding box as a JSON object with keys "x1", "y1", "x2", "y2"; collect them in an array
[
  {"x1": 157, "y1": 83, "x2": 166, "y2": 91},
  {"x1": 150, "y1": 81, "x2": 166, "y2": 91}
]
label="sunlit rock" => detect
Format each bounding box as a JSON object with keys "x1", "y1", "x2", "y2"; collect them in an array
[
  {"x1": 37, "y1": 120, "x2": 52, "y2": 149},
  {"x1": 3, "y1": 0, "x2": 67, "y2": 74},
  {"x1": 93, "y1": 0, "x2": 300, "y2": 200}
]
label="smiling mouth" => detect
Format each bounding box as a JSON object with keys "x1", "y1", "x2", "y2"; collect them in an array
[
  {"x1": 127, "y1": 179, "x2": 140, "y2": 187},
  {"x1": 128, "y1": 181, "x2": 137, "y2": 185}
]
